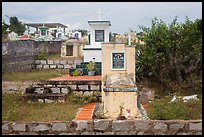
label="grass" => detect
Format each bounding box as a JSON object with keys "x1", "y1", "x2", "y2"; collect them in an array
[
  {"x1": 44, "y1": 53, "x2": 61, "y2": 60},
  {"x1": 147, "y1": 96, "x2": 202, "y2": 120},
  {"x1": 2, "y1": 69, "x2": 68, "y2": 81},
  {"x1": 2, "y1": 92, "x2": 98, "y2": 122}
]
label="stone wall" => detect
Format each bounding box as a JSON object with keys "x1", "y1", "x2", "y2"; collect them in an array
[
  {"x1": 35, "y1": 59, "x2": 82, "y2": 69},
  {"x1": 2, "y1": 41, "x2": 62, "y2": 72},
  {"x1": 2, "y1": 120, "x2": 202, "y2": 135}
]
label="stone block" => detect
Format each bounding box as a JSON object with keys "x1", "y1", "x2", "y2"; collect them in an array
[
  {"x1": 47, "y1": 60, "x2": 54, "y2": 64},
  {"x1": 45, "y1": 99, "x2": 55, "y2": 103},
  {"x1": 50, "y1": 65, "x2": 57, "y2": 69},
  {"x1": 52, "y1": 123, "x2": 67, "y2": 131},
  {"x1": 61, "y1": 88, "x2": 69, "y2": 94},
  {"x1": 134, "y1": 120, "x2": 149, "y2": 131},
  {"x1": 35, "y1": 88, "x2": 44, "y2": 94},
  {"x1": 40, "y1": 60, "x2": 47, "y2": 64},
  {"x1": 2, "y1": 123, "x2": 9, "y2": 131},
  {"x1": 169, "y1": 123, "x2": 184, "y2": 132},
  {"x1": 57, "y1": 65, "x2": 64, "y2": 69},
  {"x1": 112, "y1": 120, "x2": 132, "y2": 131},
  {"x1": 189, "y1": 123, "x2": 202, "y2": 131},
  {"x1": 78, "y1": 85, "x2": 88, "y2": 90},
  {"x1": 36, "y1": 65, "x2": 43, "y2": 69},
  {"x1": 51, "y1": 88, "x2": 60, "y2": 93},
  {"x1": 32, "y1": 124, "x2": 50, "y2": 132},
  {"x1": 43, "y1": 65, "x2": 49, "y2": 69},
  {"x1": 35, "y1": 60, "x2": 41, "y2": 64},
  {"x1": 67, "y1": 60, "x2": 74, "y2": 64},
  {"x1": 94, "y1": 120, "x2": 110, "y2": 131},
  {"x1": 54, "y1": 60, "x2": 60, "y2": 64},
  {"x1": 64, "y1": 64, "x2": 72, "y2": 69},
  {"x1": 153, "y1": 122, "x2": 167, "y2": 132},
  {"x1": 60, "y1": 60, "x2": 67, "y2": 64},
  {"x1": 76, "y1": 121, "x2": 88, "y2": 131},
  {"x1": 11, "y1": 123, "x2": 26, "y2": 132}
]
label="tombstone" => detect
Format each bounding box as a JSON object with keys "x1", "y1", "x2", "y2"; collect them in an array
[
  {"x1": 101, "y1": 42, "x2": 139, "y2": 119},
  {"x1": 83, "y1": 20, "x2": 111, "y2": 62}
]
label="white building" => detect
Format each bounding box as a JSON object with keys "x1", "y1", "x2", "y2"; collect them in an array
[
  {"x1": 83, "y1": 20, "x2": 111, "y2": 62},
  {"x1": 68, "y1": 30, "x2": 82, "y2": 39}
]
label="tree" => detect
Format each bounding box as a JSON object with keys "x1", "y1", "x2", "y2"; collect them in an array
[
  {"x1": 78, "y1": 29, "x2": 88, "y2": 37},
  {"x1": 135, "y1": 17, "x2": 202, "y2": 93},
  {"x1": 2, "y1": 20, "x2": 9, "y2": 35},
  {"x1": 9, "y1": 16, "x2": 26, "y2": 35}
]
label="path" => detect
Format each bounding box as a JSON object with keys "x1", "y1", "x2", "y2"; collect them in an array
[{"x1": 75, "y1": 102, "x2": 97, "y2": 120}]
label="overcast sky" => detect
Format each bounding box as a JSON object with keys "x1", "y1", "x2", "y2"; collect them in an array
[{"x1": 2, "y1": 2, "x2": 202, "y2": 34}]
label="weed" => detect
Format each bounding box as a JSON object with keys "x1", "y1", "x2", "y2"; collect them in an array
[{"x1": 147, "y1": 98, "x2": 202, "y2": 120}]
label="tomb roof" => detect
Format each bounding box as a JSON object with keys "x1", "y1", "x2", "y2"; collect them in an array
[
  {"x1": 25, "y1": 23, "x2": 67, "y2": 28},
  {"x1": 88, "y1": 20, "x2": 111, "y2": 26}
]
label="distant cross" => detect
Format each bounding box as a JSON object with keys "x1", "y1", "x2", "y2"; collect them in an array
[{"x1": 97, "y1": 9, "x2": 102, "y2": 20}]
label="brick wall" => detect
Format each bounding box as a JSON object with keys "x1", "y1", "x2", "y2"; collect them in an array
[{"x1": 2, "y1": 120, "x2": 202, "y2": 135}]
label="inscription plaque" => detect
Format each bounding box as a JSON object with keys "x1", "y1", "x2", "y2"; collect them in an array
[{"x1": 112, "y1": 52, "x2": 125, "y2": 69}]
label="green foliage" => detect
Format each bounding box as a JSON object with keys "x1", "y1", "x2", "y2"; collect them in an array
[
  {"x1": 36, "y1": 49, "x2": 47, "y2": 60},
  {"x1": 135, "y1": 17, "x2": 202, "y2": 93},
  {"x1": 72, "y1": 69, "x2": 83, "y2": 76},
  {"x1": 148, "y1": 98, "x2": 202, "y2": 120},
  {"x1": 78, "y1": 29, "x2": 88, "y2": 37},
  {"x1": 2, "y1": 20, "x2": 10, "y2": 41},
  {"x1": 2, "y1": 20, "x2": 9, "y2": 35},
  {"x1": 86, "y1": 61, "x2": 96, "y2": 72},
  {"x1": 9, "y1": 16, "x2": 26, "y2": 35}
]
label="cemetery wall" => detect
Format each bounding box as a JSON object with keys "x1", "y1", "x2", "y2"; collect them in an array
[
  {"x1": 2, "y1": 41, "x2": 62, "y2": 72},
  {"x1": 2, "y1": 120, "x2": 202, "y2": 135}
]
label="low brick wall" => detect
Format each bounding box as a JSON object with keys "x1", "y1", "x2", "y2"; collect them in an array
[
  {"x1": 35, "y1": 59, "x2": 82, "y2": 70},
  {"x1": 2, "y1": 120, "x2": 202, "y2": 135}
]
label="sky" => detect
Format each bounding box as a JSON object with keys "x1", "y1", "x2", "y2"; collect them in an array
[{"x1": 2, "y1": 2, "x2": 202, "y2": 34}]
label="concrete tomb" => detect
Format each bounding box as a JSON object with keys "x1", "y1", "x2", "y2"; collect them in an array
[{"x1": 101, "y1": 42, "x2": 139, "y2": 119}]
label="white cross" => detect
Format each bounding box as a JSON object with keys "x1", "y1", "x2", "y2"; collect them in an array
[{"x1": 97, "y1": 9, "x2": 101, "y2": 20}]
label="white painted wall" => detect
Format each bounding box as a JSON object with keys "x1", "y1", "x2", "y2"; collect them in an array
[
  {"x1": 89, "y1": 24, "x2": 110, "y2": 48},
  {"x1": 83, "y1": 50, "x2": 101, "y2": 62}
]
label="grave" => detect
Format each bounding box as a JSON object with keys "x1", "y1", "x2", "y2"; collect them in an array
[
  {"x1": 101, "y1": 42, "x2": 139, "y2": 119},
  {"x1": 83, "y1": 17, "x2": 111, "y2": 62}
]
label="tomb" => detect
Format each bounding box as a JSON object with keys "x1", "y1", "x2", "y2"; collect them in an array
[
  {"x1": 61, "y1": 41, "x2": 80, "y2": 58},
  {"x1": 83, "y1": 20, "x2": 111, "y2": 62},
  {"x1": 101, "y1": 42, "x2": 139, "y2": 119}
]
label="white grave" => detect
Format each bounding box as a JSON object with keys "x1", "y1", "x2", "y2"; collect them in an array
[{"x1": 83, "y1": 10, "x2": 111, "y2": 62}]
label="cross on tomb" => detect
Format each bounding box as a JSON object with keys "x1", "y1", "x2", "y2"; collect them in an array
[{"x1": 97, "y1": 8, "x2": 103, "y2": 21}]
